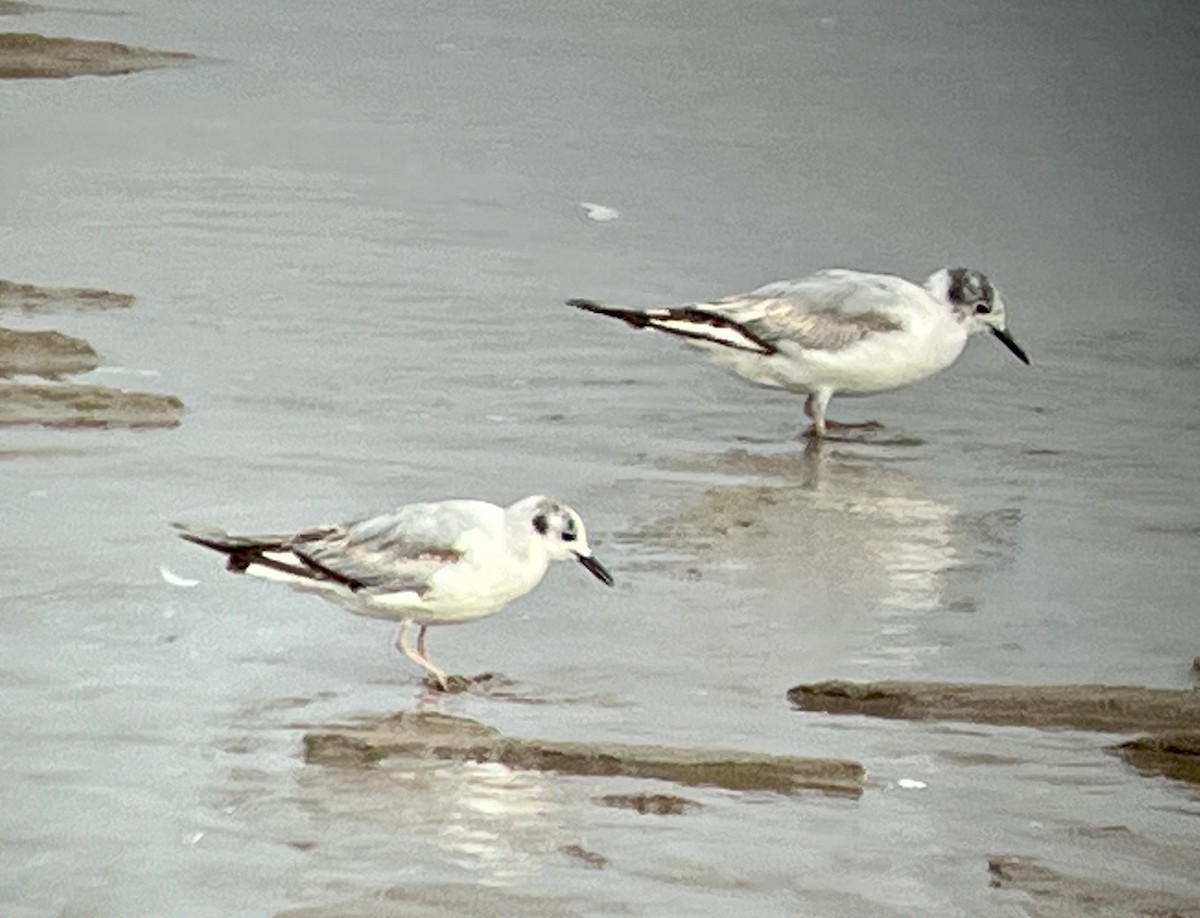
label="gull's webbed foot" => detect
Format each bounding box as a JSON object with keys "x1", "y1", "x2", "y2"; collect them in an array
[
  {"x1": 421, "y1": 672, "x2": 509, "y2": 694},
  {"x1": 824, "y1": 419, "x2": 883, "y2": 432},
  {"x1": 422, "y1": 673, "x2": 474, "y2": 693}
]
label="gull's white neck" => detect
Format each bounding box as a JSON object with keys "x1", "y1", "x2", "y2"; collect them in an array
[
  {"x1": 923, "y1": 268, "x2": 952, "y2": 303},
  {"x1": 923, "y1": 268, "x2": 971, "y2": 325},
  {"x1": 501, "y1": 514, "x2": 551, "y2": 581}
]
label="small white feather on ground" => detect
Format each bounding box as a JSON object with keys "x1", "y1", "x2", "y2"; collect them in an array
[
  {"x1": 578, "y1": 201, "x2": 620, "y2": 222},
  {"x1": 160, "y1": 564, "x2": 200, "y2": 588}
]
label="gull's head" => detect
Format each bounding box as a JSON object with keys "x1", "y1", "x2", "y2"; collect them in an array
[
  {"x1": 521, "y1": 497, "x2": 614, "y2": 586},
  {"x1": 939, "y1": 267, "x2": 1030, "y2": 365}
]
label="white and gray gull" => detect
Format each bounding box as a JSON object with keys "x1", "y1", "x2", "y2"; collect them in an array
[
  {"x1": 174, "y1": 495, "x2": 613, "y2": 691},
  {"x1": 568, "y1": 267, "x2": 1029, "y2": 438}
]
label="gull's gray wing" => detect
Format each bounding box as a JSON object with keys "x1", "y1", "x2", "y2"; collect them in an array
[
  {"x1": 569, "y1": 270, "x2": 908, "y2": 356},
  {"x1": 701, "y1": 270, "x2": 906, "y2": 353},
  {"x1": 289, "y1": 501, "x2": 496, "y2": 596}
]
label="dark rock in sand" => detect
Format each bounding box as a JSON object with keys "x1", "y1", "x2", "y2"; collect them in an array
[
  {"x1": 279, "y1": 882, "x2": 593, "y2": 918},
  {"x1": 1112, "y1": 731, "x2": 1200, "y2": 786},
  {"x1": 788, "y1": 679, "x2": 1200, "y2": 733},
  {"x1": 595, "y1": 792, "x2": 701, "y2": 815},
  {"x1": 559, "y1": 844, "x2": 608, "y2": 868},
  {"x1": 0, "y1": 31, "x2": 194, "y2": 79},
  {"x1": 0, "y1": 279, "x2": 134, "y2": 312},
  {"x1": 304, "y1": 711, "x2": 864, "y2": 797},
  {"x1": 988, "y1": 854, "x2": 1200, "y2": 917},
  {"x1": 0, "y1": 327, "x2": 99, "y2": 378},
  {"x1": 0, "y1": 380, "x2": 184, "y2": 428}
]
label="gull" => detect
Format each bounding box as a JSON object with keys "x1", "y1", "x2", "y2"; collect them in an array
[
  {"x1": 567, "y1": 267, "x2": 1029, "y2": 438},
  {"x1": 173, "y1": 495, "x2": 614, "y2": 691}
]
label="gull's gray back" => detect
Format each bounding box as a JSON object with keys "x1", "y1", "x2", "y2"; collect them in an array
[
  {"x1": 702, "y1": 270, "x2": 908, "y2": 353},
  {"x1": 294, "y1": 500, "x2": 502, "y2": 594}
]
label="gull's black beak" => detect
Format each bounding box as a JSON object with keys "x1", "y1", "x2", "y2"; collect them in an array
[
  {"x1": 991, "y1": 326, "x2": 1030, "y2": 365},
  {"x1": 575, "y1": 552, "x2": 614, "y2": 586}
]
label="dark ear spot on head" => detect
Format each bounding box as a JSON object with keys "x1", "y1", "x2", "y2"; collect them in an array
[
  {"x1": 949, "y1": 267, "x2": 993, "y2": 310},
  {"x1": 948, "y1": 268, "x2": 971, "y2": 305},
  {"x1": 532, "y1": 513, "x2": 549, "y2": 535}
]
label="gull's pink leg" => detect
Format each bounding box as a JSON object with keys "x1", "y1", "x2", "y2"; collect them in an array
[
  {"x1": 803, "y1": 391, "x2": 830, "y2": 439},
  {"x1": 805, "y1": 388, "x2": 880, "y2": 436},
  {"x1": 394, "y1": 621, "x2": 449, "y2": 691}
]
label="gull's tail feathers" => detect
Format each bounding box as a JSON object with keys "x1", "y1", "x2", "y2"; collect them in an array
[
  {"x1": 565, "y1": 297, "x2": 775, "y2": 355},
  {"x1": 171, "y1": 522, "x2": 357, "y2": 588}
]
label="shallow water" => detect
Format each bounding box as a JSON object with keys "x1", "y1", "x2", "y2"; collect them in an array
[{"x1": 2, "y1": 1, "x2": 1199, "y2": 915}]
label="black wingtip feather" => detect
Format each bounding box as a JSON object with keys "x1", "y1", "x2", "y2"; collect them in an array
[
  {"x1": 172, "y1": 524, "x2": 237, "y2": 555},
  {"x1": 292, "y1": 549, "x2": 369, "y2": 592},
  {"x1": 565, "y1": 298, "x2": 652, "y2": 329},
  {"x1": 173, "y1": 523, "x2": 312, "y2": 580},
  {"x1": 567, "y1": 298, "x2": 776, "y2": 354}
]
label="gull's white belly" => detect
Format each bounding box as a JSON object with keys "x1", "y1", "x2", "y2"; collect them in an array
[
  {"x1": 331, "y1": 560, "x2": 548, "y2": 626},
  {"x1": 698, "y1": 316, "x2": 969, "y2": 395}
]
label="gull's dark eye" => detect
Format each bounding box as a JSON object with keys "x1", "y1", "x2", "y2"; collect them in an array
[
  {"x1": 975, "y1": 302, "x2": 992, "y2": 315},
  {"x1": 562, "y1": 530, "x2": 577, "y2": 542},
  {"x1": 532, "y1": 514, "x2": 549, "y2": 535}
]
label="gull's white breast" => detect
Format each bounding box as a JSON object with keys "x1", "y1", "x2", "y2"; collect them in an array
[{"x1": 349, "y1": 527, "x2": 551, "y2": 626}]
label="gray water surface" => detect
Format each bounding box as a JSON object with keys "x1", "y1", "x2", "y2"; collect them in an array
[{"x1": 3, "y1": 1, "x2": 1199, "y2": 915}]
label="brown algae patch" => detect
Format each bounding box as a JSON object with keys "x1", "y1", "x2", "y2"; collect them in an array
[
  {"x1": 988, "y1": 854, "x2": 1200, "y2": 917},
  {"x1": 596, "y1": 792, "x2": 701, "y2": 815},
  {"x1": 304, "y1": 711, "x2": 864, "y2": 797},
  {"x1": 0, "y1": 31, "x2": 194, "y2": 79},
  {"x1": 788, "y1": 679, "x2": 1200, "y2": 734},
  {"x1": 0, "y1": 279, "x2": 134, "y2": 312},
  {"x1": 1112, "y1": 731, "x2": 1200, "y2": 786},
  {"x1": 559, "y1": 844, "x2": 608, "y2": 868},
  {"x1": 0, "y1": 277, "x2": 184, "y2": 428},
  {"x1": 0, "y1": 327, "x2": 99, "y2": 378},
  {"x1": 0, "y1": 381, "x2": 183, "y2": 428},
  {"x1": 790, "y1": 679, "x2": 1200, "y2": 788},
  {"x1": 279, "y1": 883, "x2": 593, "y2": 917}
]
